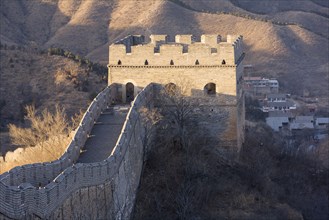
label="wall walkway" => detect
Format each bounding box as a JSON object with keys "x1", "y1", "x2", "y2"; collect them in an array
[{"x1": 77, "y1": 105, "x2": 129, "y2": 163}]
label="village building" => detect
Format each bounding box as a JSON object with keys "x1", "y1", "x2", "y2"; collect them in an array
[
  {"x1": 261, "y1": 93, "x2": 296, "y2": 112},
  {"x1": 315, "y1": 117, "x2": 329, "y2": 129},
  {"x1": 290, "y1": 116, "x2": 314, "y2": 130},
  {"x1": 243, "y1": 76, "x2": 279, "y2": 97},
  {"x1": 266, "y1": 111, "x2": 293, "y2": 131}
]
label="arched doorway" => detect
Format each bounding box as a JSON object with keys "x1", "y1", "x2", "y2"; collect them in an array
[
  {"x1": 204, "y1": 83, "x2": 216, "y2": 95},
  {"x1": 126, "y1": 82, "x2": 134, "y2": 102}
]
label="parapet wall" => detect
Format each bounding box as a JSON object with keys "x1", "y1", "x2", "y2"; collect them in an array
[
  {"x1": 113, "y1": 35, "x2": 145, "y2": 53},
  {"x1": 0, "y1": 85, "x2": 156, "y2": 219},
  {"x1": 0, "y1": 86, "x2": 111, "y2": 188},
  {"x1": 110, "y1": 34, "x2": 243, "y2": 66}
]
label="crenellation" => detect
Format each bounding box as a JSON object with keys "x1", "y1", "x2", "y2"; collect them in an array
[
  {"x1": 131, "y1": 44, "x2": 155, "y2": 55},
  {"x1": 175, "y1": 34, "x2": 193, "y2": 44},
  {"x1": 201, "y1": 34, "x2": 221, "y2": 47},
  {"x1": 227, "y1": 35, "x2": 243, "y2": 62},
  {"x1": 188, "y1": 43, "x2": 212, "y2": 55},
  {"x1": 217, "y1": 43, "x2": 235, "y2": 65},
  {"x1": 114, "y1": 35, "x2": 145, "y2": 51},
  {"x1": 131, "y1": 44, "x2": 156, "y2": 65},
  {"x1": 109, "y1": 34, "x2": 244, "y2": 66},
  {"x1": 226, "y1": 34, "x2": 240, "y2": 44},
  {"x1": 159, "y1": 44, "x2": 183, "y2": 61},
  {"x1": 109, "y1": 44, "x2": 127, "y2": 61},
  {"x1": 150, "y1": 34, "x2": 169, "y2": 44}
]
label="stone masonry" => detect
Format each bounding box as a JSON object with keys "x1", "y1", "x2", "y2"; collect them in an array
[{"x1": 108, "y1": 34, "x2": 245, "y2": 151}]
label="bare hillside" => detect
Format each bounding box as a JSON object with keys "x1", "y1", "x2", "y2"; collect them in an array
[
  {"x1": 179, "y1": 0, "x2": 329, "y2": 38},
  {"x1": 0, "y1": 46, "x2": 106, "y2": 154},
  {"x1": 0, "y1": 47, "x2": 105, "y2": 122},
  {"x1": 1, "y1": 0, "x2": 327, "y2": 97},
  {"x1": 180, "y1": 0, "x2": 328, "y2": 14},
  {"x1": 230, "y1": 0, "x2": 328, "y2": 14}
]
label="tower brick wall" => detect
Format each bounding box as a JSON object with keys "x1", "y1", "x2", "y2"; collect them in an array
[{"x1": 108, "y1": 34, "x2": 245, "y2": 151}]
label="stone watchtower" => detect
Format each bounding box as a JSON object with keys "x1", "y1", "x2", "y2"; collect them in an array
[{"x1": 108, "y1": 34, "x2": 245, "y2": 151}]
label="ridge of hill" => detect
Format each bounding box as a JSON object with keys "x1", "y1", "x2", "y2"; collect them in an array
[
  {"x1": 1, "y1": 0, "x2": 327, "y2": 98},
  {"x1": 174, "y1": 0, "x2": 329, "y2": 38}
]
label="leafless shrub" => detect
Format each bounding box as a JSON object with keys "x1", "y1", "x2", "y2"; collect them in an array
[
  {"x1": 139, "y1": 106, "x2": 163, "y2": 127},
  {"x1": 8, "y1": 105, "x2": 73, "y2": 147},
  {"x1": 71, "y1": 109, "x2": 84, "y2": 129},
  {"x1": 138, "y1": 106, "x2": 163, "y2": 164},
  {"x1": 174, "y1": 182, "x2": 194, "y2": 219},
  {"x1": 314, "y1": 138, "x2": 329, "y2": 169},
  {"x1": 231, "y1": 193, "x2": 256, "y2": 209},
  {"x1": 156, "y1": 78, "x2": 198, "y2": 152}
]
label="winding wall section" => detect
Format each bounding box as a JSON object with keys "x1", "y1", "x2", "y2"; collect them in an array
[{"x1": 0, "y1": 84, "x2": 155, "y2": 219}]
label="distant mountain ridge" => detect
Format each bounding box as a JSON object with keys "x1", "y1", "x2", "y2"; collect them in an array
[{"x1": 0, "y1": 0, "x2": 328, "y2": 97}]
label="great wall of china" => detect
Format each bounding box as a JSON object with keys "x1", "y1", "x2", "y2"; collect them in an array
[{"x1": 0, "y1": 34, "x2": 245, "y2": 219}]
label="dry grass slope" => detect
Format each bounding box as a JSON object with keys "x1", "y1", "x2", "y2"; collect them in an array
[
  {"x1": 0, "y1": 104, "x2": 82, "y2": 174},
  {"x1": 0, "y1": 48, "x2": 105, "y2": 123},
  {"x1": 0, "y1": 46, "x2": 106, "y2": 156},
  {"x1": 0, "y1": 0, "x2": 327, "y2": 98},
  {"x1": 0, "y1": 134, "x2": 70, "y2": 174}
]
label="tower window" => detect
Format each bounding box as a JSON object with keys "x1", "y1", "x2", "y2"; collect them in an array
[
  {"x1": 222, "y1": 60, "x2": 226, "y2": 65},
  {"x1": 117, "y1": 60, "x2": 122, "y2": 65},
  {"x1": 144, "y1": 60, "x2": 149, "y2": 65},
  {"x1": 170, "y1": 60, "x2": 174, "y2": 65},
  {"x1": 195, "y1": 59, "x2": 199, "y2": 65}
]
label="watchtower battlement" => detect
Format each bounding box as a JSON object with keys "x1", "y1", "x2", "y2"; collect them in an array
[{"x1": 109, "y1": 34, "x2": 243, "y2": 66}]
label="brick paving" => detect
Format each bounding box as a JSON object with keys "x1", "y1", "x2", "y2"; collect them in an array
[{"x1": 77, "y1": 105, "x2": 129, "y2": 163}]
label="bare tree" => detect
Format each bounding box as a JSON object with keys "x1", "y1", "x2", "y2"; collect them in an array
[
  {"x1": 133, "y1": 80, "x2": 232, "y2": 219},
  {"x1": 157, "y1": 78, "x2": 197, "y2": 151},
  {"x1": 138, "y1": 106, "x2": 163, "y2": 159}
]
